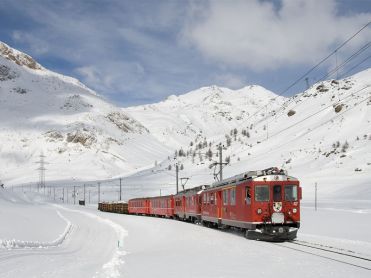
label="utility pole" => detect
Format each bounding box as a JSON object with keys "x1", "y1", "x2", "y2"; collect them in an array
[
  {"x1": 67, "y1": 188, "x2": 69, "y2": 203},
  {"x1": 315, "y1": 182, "x2": 318, "y2": 211},
  {"x1": 219, "y1": 144, "x2": 223, "y2": 181},
  {"x1": 119, "y1": 178, "x2": 122, "y2": 201},
  {"x1": 53, "y1": 187, "x2": 55, "y2": 201},
  {"x1": 36, "y1": 152, "x2": 47, "y2": 192},
  {"x1": 73, "y1": 186, "x2": 76, "y2": 205},
  {"x1": 89, "y1": 190, "x2": 91, "y2": 204},
  {"x1": 62, "y1": 187, "x2": 65, "y2": 203},
  {"x1": 176, "y1": 164, "x2": 179, "y2": 194},
  {"x1": 98, "y1": 182, "x2": 101, "y2": 203},
  {"x1": 266, "y1": 106, "x2": 269, "y2": 140},
  {"x1": 305, "y1": 77, "x2": 310, "y2": 89},
  {"x1": 212, "y1": 144, "x2": 228, "y2": 182},
  {"x1": 84, "y1": 184, "x2": 86, "y2": 203}
]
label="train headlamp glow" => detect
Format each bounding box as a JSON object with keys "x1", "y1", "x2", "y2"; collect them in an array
[
  {"x1": 257, "y1": 208, "x2": 262, "y2": 214},
  {"x1": 293, "y1": 208, "x2": 297, "y2": 213}
]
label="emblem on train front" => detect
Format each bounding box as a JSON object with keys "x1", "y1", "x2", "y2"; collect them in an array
[{"x1": 273, "y1": 202, "x2": 282, "y2": 212}]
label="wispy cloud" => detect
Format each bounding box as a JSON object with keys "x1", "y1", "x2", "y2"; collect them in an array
[
  {"x1": 1, "y1": 0, "x2": 370, "y2": 105},
  {"x1": 182, "y1": 0, "x2": 371, "y2": 71}
]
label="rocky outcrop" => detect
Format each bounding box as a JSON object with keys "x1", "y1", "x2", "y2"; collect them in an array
[{"x1": 0, "y1": 42, "x2": 43, "y2": 70}]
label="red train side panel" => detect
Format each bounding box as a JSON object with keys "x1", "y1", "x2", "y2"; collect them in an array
[
  {"x1": 128, "y1": 198, "x2": 150, "y2": 215},
  {"x1": 149, "y1": 195, "x2": 174, "y2": 218}
]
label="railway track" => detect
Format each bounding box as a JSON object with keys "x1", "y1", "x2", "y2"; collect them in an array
[{"x1": 277, "y1": 239, "x2": 371, "y2": 271}]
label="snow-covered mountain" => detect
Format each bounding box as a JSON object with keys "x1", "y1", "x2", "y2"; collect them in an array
[
  {"x1": 124, "y1": 85, "x2": 284, "y2": 148},
  {"x1": 123, "y1": 69, "x2": 371, "y2": 200},
  {"x1": 0, "y1": 42, "x2": 171, "y2": 185},
  {"x1": 1, "y1": 41, "x2": 370, "y2": 202}
]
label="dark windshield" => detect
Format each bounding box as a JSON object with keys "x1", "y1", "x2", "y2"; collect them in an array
[
  {"x1": 284, "y1": 185, "x2": 298, "y2": 201},
  {"x1": 255, "y1": 185, "x2": 269, "y2": 202},
  {"x1": 273, "y1": 185, "x2": 282, "y2": 202}
]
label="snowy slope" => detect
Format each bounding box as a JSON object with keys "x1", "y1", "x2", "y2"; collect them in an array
[
  {"x1": 1, "y1": 189, "x2": 371, "y2": 278},
  {"x1": 1, "y1": 41, "x2": 370, "y2": 202},
  {"x1": 122, "y1": 69, "x2": 371, "y2": 201},
  {"x1": 124, "y1": 85, "x2": 284, "y2": 148},
  {"x1": 0, "y1": 42, "x2": 171, "y2": 185}
]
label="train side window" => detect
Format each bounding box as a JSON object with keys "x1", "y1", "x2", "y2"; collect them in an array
[
  {"x1": 245, "y1": 186, "x2": 251, "y2": 204},
  {"x1": 223, "y1": 190, "x2": 228, "y2": 205},
  {"x1": 230, "y1": 188, "x2": 236, "y2": 205},
  {"x1": 255, "y1": 185, "x2": 270, "y2": 202},
  {"x1": 210, "y1": 192, "x2": 215, "y2": 205}
]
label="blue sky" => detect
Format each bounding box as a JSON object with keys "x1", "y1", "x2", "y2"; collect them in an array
[{"x1": 0, "y1": 0, "x2": 370, "y2": 107}]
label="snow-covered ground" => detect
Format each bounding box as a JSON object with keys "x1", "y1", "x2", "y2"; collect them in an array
[{"x1": 1, "y1": 188, "x2": 370, "y2": 278}]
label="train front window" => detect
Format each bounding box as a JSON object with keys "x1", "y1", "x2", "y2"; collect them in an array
[
  {"x1": 285, "y1": 185, "x2": 298, "y2": 201},
  {"x1": 255, "y1": 185, "x2": 269, "y2": 202},
  {"x1": 273, "y1": 185, "x2": 282, "y2": 202}
]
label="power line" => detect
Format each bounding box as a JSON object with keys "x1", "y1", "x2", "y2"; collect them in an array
[
  {"x1": 340, "y1": 54, "x2": 371, "y2": 78},
  {"x1": 280, "y1": 21, "x2": 370, "y2": 96},
  {"x1": 234, "y1": 85, "x2": 370, "y2": 158},
  {"x1": 235, "y1": 21, "x2": 371, "y2": 130},
  {"x1": 316, "y1": 42, "x2": 371, "y2": 82}
]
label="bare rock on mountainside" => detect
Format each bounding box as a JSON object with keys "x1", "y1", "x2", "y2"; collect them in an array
[
  {"x1": 0, "y1": 64, "x2": 19, "y2": 81},
  {"x1": 12, "y1": 87, "x2": 28, "y2": 94},
  {"x1": 334, "y1": 104, "x2": 344, "y2": 113},
  {"x1": 66, "y1": 130, "x2": 97, "y2": 147},
  {"x1": 0, "y1": 42, "x2": 42, "y2": 70},
  {"x1": 61, "y1": 95, "x2": 93, "y2": 111},
  {"x1": 106, "y1": 112, "x2": 149, "y2": 133},
  {"x1": 44, "y1": 131, "x2": 64, "y2": 142},
  {"x1": 287, "y1": 109, "x2": 296, "y2": 117}
]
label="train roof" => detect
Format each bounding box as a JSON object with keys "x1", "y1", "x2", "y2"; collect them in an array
[
  {"x1": 211, "y1": 167, "x2": 298, "y2": 188},
  {"x1": 177, "y1": 185, "x2": 210, "y2": 196}
]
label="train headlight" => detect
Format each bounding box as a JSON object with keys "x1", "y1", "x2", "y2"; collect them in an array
[
  {"x1": 257, "y1": 208, "x2": 262, "y2": 214},
  {"x1": 293, "y1": 208, "x2": 297, "y2": 213}
]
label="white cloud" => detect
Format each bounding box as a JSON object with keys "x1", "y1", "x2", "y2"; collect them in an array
[
  {"x1": 213, "y1": 73, "x2": 245, "y2": 89},
  {"x1": 75, "y1": 62, "x2": 145, "y2": 95},
  {"x1": 182, "y1": 0, "x2": 371, "y2": 71}
]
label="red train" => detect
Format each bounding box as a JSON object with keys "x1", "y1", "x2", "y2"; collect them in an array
[{"x1": 125, "y1": 167, "x2": 301, "y2": 241}]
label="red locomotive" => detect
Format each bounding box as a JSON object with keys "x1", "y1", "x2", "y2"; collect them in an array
[
  {"x1": 199, "y1": 167, "x2": 301, "y2": 240},
  {"x1": 110, "y1": 167, "x2": 301, "y2": 241}
]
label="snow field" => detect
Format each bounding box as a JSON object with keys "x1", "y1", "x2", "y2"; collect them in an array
[
  {"x1": 1, "y1": 189, "x2": 371, "y2": 277},
  {"x1": 0, "y1": 190, "x2": 128, "y2": 278}
]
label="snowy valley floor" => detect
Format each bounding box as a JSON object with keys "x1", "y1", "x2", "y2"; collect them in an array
[{"x1": 1, "y1": 189, "x2": 371, "y2": 278}]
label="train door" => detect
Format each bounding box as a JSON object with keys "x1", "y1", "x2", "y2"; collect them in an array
[
  {"x1": 217, "y1": 191, "x2": 222, "y2": 219},
  {"x1": 182, "y1": 196, "x2": 186, "y2": 218},
  {"x1": 272, "y1": 184, "x2": 283, "y2": 213},
  {"x1": 222, "y1": 188, "x2": 230, "y2": 219}
]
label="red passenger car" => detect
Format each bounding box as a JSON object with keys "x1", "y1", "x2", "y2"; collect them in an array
[
  {"x1": 128, "y1": 198, "x2": 150, "y2": 215},
  {"x1": 149, "y1": 195, "x2": 174, "y2": 218},
  {"x1": 174, "y1": 185, "x2": 208, "y2": 222},
  {"x1": 201, "y1": 167, "x2": 301, "y2": 241}
]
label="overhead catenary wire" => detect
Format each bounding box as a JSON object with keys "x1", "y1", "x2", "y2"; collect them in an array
[
  {"x1": 234, "y1": 86, "x2": 370, "y2": 159},
  {"x1": 316, "y1": 41, "x2": 371, "y2": 82},
  {"x1": 339, "y1": 54, "x2": 371, "y2": 78},
  {"x1": 281, "y1": 21, "x2": 370, "y2": 96},
  {"x1": 234, "y1": 21, "x2": 371, "y2": 130}
]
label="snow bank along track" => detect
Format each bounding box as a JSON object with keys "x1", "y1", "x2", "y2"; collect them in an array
[
  {"x1": 277, "y1": 240, "x2": 371, "y2": 271},
  {"x1": 0, "y1": 210, "x2": 72, "y2": 250}
]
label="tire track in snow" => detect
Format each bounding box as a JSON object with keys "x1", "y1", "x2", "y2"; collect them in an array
[
  {"x1": 0, "y1": 210, "x2": 72, "y2": 250},
  {"x1": 54, "y1": 205, "x2": 128, "y2": 278}
]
